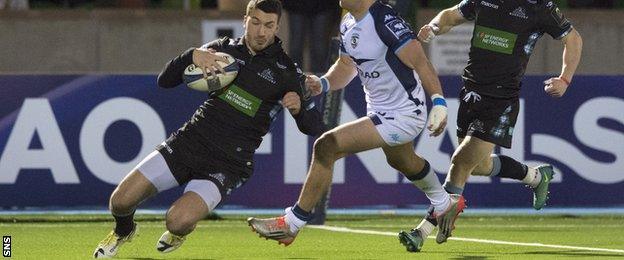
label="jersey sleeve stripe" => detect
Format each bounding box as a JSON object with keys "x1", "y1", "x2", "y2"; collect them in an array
[
  {"x1": 555, "y1": 26, "x2": 573, "y2": 40},
  {"x1": 393, "y1": 37, "x2": 414, "y2": 54}
]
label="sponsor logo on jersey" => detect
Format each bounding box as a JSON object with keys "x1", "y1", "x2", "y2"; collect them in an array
[
  {"x1": 276, "y1": 61, "x2": 287, "y2": 69},
  {"x1": 218, "y1": 84, "x2": 262, "y2": 117},
  {"x1": 509, "y1": 6, "x2": 528, "y2": 19},
  {"x1": 257, "y1": 68, "x2": 276, "y2": 84},
  {"x1": 385, "y1": 19, "x2": 411, "y2": 39},
  {"x1": 473, "y1": 25, "x2": 518, "y2": 54},
  {"x1": 361, "y1": 71, "x2": 380, "y2": 79},
  {"x1": 480, "y1": 1, "x2": 499, "y2": 9},
  {"x1": 356, "y1": 66, "x2": 380, "y2": 79}
]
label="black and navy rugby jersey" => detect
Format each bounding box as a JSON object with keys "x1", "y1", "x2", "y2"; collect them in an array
[
  {"x1": 458, "y1": 0, "x2": 572, "y2": 98},
  {"x1": 157, "y1": 36, "x2": 324, "y2": 170}
]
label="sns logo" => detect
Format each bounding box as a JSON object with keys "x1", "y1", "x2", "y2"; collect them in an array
[{"x1": 3, "y1": 236, "x2": 10, "y2": 258}]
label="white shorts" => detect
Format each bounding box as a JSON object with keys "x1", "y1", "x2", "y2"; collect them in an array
[
  {"x1": 367, "y1": 110, "x2": 426, "y2": 146},
  {"x1": 133, "y1": 149, "x2": 222, "y2": 211}
]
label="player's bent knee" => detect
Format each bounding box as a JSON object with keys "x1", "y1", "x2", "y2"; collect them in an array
[
  {"x1": 313, "y1": 132, "x2": 340, "y2": 162},
  {"x1": 109, "y1": 191, "x2": 136, "y2": 215},
  {"x1": 109, "y1": 187, "x2": 138, "y2": 214}
]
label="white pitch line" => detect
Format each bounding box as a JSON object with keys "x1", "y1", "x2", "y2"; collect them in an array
[{"x1": 308, "y1": 225, "x2": 624, "y2": 254}]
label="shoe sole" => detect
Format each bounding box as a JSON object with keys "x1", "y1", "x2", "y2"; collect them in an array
[{"x1": 398, "y1": 231, "x2": 423, "y2": 252}]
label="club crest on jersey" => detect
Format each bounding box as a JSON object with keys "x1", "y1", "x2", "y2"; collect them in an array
[
  {"x1": 510, "y1": 6, "x2": 528, "y2": 19},
  {"x1": 351, "y1": 33, "x2": 360, "y2": 49},
  {"x1": 257, "y1": 68, "x2": 276, "y2": 84}
]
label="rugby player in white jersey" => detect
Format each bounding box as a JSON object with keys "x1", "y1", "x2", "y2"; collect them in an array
[{"x1": 248, "y1": 0, "x2": 465, "y2": 252}]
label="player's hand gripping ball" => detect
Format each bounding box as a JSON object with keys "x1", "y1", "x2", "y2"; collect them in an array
[{"x1": 184, "y1": 51, "x2": 239, "y2": 92}]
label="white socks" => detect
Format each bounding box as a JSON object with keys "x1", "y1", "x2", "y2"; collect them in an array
[
  {"x1": 523, "y1": 166, "x2": 542, "y2": 188},
  {"x1": 416, "y1": 218, "x2": 436, "y2": 237},
  {"x1": 412, "y1": 166, "x2": 451, "y2": 214},
  {"x1": 284, "y1": 207, "x2": 307, "y2": 233}
]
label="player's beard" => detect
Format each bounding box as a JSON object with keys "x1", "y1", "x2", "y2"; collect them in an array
[{"x1": 247, "y1": 36, "x2": 273, "y2": 53}]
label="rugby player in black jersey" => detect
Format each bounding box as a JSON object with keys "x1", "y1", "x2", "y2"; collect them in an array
[
  {"x1": 93, "y1": 0, "x2": 324, "y2": 257},
  {"x1": 399, "y1": 0, "x2": 583, "y2": 250}
]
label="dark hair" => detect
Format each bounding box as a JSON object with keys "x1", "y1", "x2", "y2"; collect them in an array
[{"x1": 246, "y1": 0, "x2": 282, "y2": 21}]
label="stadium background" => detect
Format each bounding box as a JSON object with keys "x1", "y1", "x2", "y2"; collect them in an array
[
  {"x1": 0, "y1": 0, "x2": 622, "y2": 210},
  {"x1": 1, "y1": 1, "x2": 623, "y2": 259}
]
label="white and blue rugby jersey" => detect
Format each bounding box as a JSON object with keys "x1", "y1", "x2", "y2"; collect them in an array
[{"x1": 340, "y1": 1, "x2": 425, "y2": 114}]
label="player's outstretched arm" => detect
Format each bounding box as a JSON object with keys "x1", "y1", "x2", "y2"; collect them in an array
[
  {"x1": 306, "y1": 55, "x2": 358, "y2": 96},
  {"x1": 396, "y1": 40, "x2": 447, "y2": 137},
  {"x1": 544, "y1": 28, "x2": 582, "y2": 98},
  {"x1": 288, "y1": 94, "x2": 326, "y2": 136},
  {"x1": 418, "y1": 5, "x2": 467, "y2": 43},
  {"x1": 157, "y1": 48, "x2": 195, "y2": 88}
]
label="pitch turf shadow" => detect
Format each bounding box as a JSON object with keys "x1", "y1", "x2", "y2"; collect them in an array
[
  {"x1": 124, "y1": 257, "x2": 216, "y2": 260},
  {"x1": 521, "y1": 250, "x2": 624, "y2": 258},
  {"x1": 449, "y1": 256, "x2": 489, "y2": 260}
]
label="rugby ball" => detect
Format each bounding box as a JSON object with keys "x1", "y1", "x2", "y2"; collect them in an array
[{"x1": 183, "y1": 52, "x2": 239, "y2": 92}]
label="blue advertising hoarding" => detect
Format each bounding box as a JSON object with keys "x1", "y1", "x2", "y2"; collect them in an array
[{"x1": 0, "y1": 75, "x2": 622, "y2": 209}]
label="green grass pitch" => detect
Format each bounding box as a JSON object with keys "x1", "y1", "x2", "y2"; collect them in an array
[{"x1": 1, "y1": 214, "x2": 623, "y2": 259}]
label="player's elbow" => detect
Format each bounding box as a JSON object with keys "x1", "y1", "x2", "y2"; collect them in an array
[
  {"x1": 157, "y1": 72, "x2": 177, "y2": 89},
  {"x1": 564, "y1": 29, "x2": 583, "y2": 49},
  {"x1": 573, "y1": 30, "x2": 583, "y2": 49}
]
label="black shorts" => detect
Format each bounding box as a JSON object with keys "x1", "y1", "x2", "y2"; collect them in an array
[
  {"x1": 156, "y1": 136, "x2": 252, "y2": 197},
  {"x1": 456, "y1": 87, "x2": 519, "y2": 148}
]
